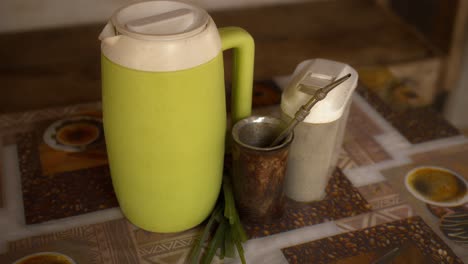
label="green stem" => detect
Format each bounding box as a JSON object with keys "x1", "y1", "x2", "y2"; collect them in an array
[
  {"x1": 201, "y1": 220, "x2": 227, "y2": 264},
  {"x1": 224, "y1": 227, "x2": 235, "y2": 258},
  {"x1": 233, "y1": 210, "x2": 248, "y2": 242},
  {"x1": 189, "y1": 203, "x2": 222, "y2": 264},
  {"x1": 223, "y1": 180, "x2": 234, "y2": 224},
  {"x1": 234, "y1": 231, "x2": 247, "y2": 264}
]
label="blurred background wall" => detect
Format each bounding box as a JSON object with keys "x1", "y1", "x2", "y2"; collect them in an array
[{"x1": 0, "y1": 0, "x2": 310, "y2": 33}]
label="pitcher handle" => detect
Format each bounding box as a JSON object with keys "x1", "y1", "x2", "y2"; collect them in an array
[{"x1": 219, "y1": 27, "x2": 255, "y2": 126}]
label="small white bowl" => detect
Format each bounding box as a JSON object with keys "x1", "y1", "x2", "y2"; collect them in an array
[
  {"x1": 404, "y1": 166, "x2": 468, "y2": 207},
  {"x1": 43, "y1": 116, "x2": 103, "y2": 152},
  {"x1": 13, "y1": 251, "x2": 76, "y2": 264}
]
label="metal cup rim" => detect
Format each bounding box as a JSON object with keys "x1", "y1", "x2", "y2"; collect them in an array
[{"x1": 232, "y1": 115, "x2": 294, "y2": 151}]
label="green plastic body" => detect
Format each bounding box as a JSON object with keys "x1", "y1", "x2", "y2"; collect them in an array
[{"x1": 101, "y1": 27, "x2": 254, "y2": 232}]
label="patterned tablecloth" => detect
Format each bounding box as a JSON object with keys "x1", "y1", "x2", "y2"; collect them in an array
[{"x1": 0, "y1": 73, "x2": 467, "y2": 263}]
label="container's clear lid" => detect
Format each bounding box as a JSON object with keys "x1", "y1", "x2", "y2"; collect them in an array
[
  {"x1": 111, "y1": 0, "x2": 209, "y2": 40},
  {"x1": 281, "y1": 59, "x2": 358, "y2": 124}
]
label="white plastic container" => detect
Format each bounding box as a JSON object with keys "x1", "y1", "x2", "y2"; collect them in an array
[{"x1": 281, "y1": 59, "x2": 358, "y2": 202}]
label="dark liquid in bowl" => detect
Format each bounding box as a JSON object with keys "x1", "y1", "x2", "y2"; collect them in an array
[
  {"x1": 56, "y1": 122, "x2": 99, "y2": 146},
  {"x1": 17, "y1": 254, "x2": 72, "y2": 264},
  {"x1": 408, "y1": 168, "x2": 467, "y2": 203}
]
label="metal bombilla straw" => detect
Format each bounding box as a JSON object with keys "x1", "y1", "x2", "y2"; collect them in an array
[{"x1": 269, "y1": 73, "x2": 352, "y2": 147}]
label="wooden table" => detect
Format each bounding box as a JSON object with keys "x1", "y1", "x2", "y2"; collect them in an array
[{"x1": 0, "y1": 0, "x2": 438, "y2": 114}]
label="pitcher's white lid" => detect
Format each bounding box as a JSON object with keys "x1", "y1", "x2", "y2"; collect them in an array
[
  {"x1": 112, "y1": 0, "x2": 209, "y2": 40},
  {"x1": 281, "y1": 59, "x2": 358, "y2": 124},
  {"x1": 100, "y1": 0, "x2": 221, "y2": 72}
]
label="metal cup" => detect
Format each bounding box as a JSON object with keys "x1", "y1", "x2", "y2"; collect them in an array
[{"x1": 231, "y1": 116, "x2": 293, "y2": 223}]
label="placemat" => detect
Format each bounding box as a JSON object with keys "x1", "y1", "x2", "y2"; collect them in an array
[
  {"x1": 282, "y1": 216, "x2": 463, "y2": 264},
  {"x1": 2, "y1": 219, "x2": 139, "y2": 264},
  {"x1": 244, "y1": 168, "x2": 371, "y2": 238},
  {"x1": 342, "y1": 103, "x2": 391, "y2": 167},
  {"x1": 0, "y1": 102, "x2": 102, "y2": 142},
  {"x1": 17, "y1": 124, "x2": 117, "y2": 224},
  {"x1": 0, "y1": 218, "x2": 211, "y2": 264},
  {"x1": 357, "y1": 67, "x2": 460, "y2": 144},
  {"x1": 380, "y1": 142, "x2": 468, "y2": 259}
]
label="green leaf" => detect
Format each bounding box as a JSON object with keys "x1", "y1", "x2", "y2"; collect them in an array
[
  {"x1": 224, "y1": 227, "x2": 235, "y2": 258},
  {"x1": 219, "y1": 229, "x2": 226, "y2": 260},
  {"x1": 233, "y1": 210, "x2": 248, "y2": 242},
  {"x1": 235, "y1": 235, "x2": 247, "y2": 264},
  {"x1": 201, "y1": 220, "x2": 227, "y2": 264},
  {"x1": 189, "y1": 176, "x2": 249, "y2": 264},
  {"x1": 189, "y1": 203, "x2": 222, "y2": 264},
  {"x1": 223, "y1": 177, "x2": 236, "y2": 225}
]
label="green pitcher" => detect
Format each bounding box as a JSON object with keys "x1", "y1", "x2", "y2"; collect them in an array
[{"x1": 99, "y1": 0, "x2": 254, "y2": 232}]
